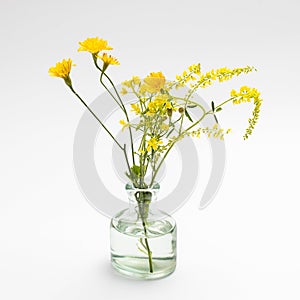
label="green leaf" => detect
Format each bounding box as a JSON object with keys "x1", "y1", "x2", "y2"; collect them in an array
[
  {"x1": 185, "y1": 109, "x2": 193, "y2": 122},
  {"x1": 187, "y1": 104, "x2": 197, "y2": 108},
  {"x1": 131, "y1": 165, "x2": 141, "y2": 176},
  {"x1": 216, "y1": 107, "x2": 222, "y2": 112},
  {"x1": 213, "y1": 114, "x2": 219, "y2": 124},
  {"x1": 211, "y1": 101, "x2": 215, "y2": 112}
]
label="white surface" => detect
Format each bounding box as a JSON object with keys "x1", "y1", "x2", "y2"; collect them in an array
[{"x1": 1, "y1": 0, "x2": 300, "y2": 299}]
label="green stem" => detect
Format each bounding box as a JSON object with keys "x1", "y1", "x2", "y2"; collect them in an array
[
  {"x1": 68, "y1": 85, "x2": 124, "y2": 150},
  {"x1": 106, "y1": 75, "x2": 136, "y2": 166},
  {"x1": 172, "y1": 96, "x2": 206, "y2": 115},
  {"x1": 136, "y1": 192, "x2": 153, "y2": 273},
  {"x1": 93, "y1": 56, "x2": 136, "y2": 165},
  {"x1": 215, "y1": 97, "x2": 234, "y2": 109},
  {"x1": 123, "y1": 144, "x2": 136, "y2": 186},
  {"x1": 142, "y1": 225, "x2": 153, "y2": 273}
]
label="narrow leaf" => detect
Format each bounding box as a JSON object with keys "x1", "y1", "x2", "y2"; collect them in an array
[
  {"x1": 185, "y1": 109, "x2": 193, "y2": 122},
  {"x1": 211, "y1": 101, "x2": 215, "y2": 112},
  {"x1": 187, "y1": 104, "x2": 197, "y2": 108},
  {"x1": 213, "y1": 114, "x2": 219, "y2": 124}
]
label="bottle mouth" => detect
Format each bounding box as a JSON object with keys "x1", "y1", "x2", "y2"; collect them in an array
[
  {"x1": 125, "y1": 182, "x2": 160, "y2": 192},
  {"x1": 126, "y1": 182, "x2": 160, "y2": 203}
]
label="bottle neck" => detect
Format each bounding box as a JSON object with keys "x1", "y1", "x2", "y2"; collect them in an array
[{"x1": 126, "y1": 182, "x2": 160, "y2": 212}]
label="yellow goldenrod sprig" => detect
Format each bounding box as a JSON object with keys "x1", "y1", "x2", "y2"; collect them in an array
[
  {"x1": 176, "y1": 65, "x2": 256, "y2": 89},
  {"x1": 231, "y1": 86, "x2": 262, "y2": 139},
  {"x1": 175, "y1": 63, "x2": 201, "y2": 87},
  {"x1": 187, "y1": 124, "x2": 231, "y2": 140}
]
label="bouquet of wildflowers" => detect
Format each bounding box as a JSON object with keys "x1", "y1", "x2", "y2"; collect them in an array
[
  {"x1": 49, "y1": 36, "x2": 262, "y2": 188},
  {"x1": 49, "y1": 36, "x2": 262, "y2": 274}
]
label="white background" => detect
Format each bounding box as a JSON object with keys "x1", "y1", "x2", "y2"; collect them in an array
[{"x1": 1, "y1": 0, "x2": 300, "y2": 299}]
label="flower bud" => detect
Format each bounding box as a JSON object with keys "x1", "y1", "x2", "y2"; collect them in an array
[{"x1": 179, "y1": 107, "x2": 184, "y2": 114}]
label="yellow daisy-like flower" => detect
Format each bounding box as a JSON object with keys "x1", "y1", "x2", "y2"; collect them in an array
[
  {"x1": 78, "y1": 37, "x2": 113, "y2": 54},
  {"x1": 143, "y1": 72, "x2": 166, "y2": 93},
  {"x1": 48, "y1": 58, "x2": 75, "y2": 86},
  {"x1": 146, "y1": 137, "x2": 163, "y2": 152},
  {"x1": 48, "y1": 58, "x2": 75, "y2": 79},
  {"x1": 98, "y1": 53, "x2": 120, "y2": 71},
  {"x1": 98, "y1": 53, "x2": 120, "y2": 65}
]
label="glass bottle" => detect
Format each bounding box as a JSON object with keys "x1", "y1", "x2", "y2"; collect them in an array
[{"x1": 110, "y1": 182, "x2": 177, "y2": 279}]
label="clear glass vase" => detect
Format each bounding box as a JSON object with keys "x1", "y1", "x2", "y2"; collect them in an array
[{"x1": 110, "y1": 182, "x2": 177, "y2": 279}]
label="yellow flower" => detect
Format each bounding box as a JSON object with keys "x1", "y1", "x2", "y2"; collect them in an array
[
  {"x1": 119, "y1": 119, "x2": 129, "y2": 131},
  {"x1": 188, "y1": 63, "x2": 201, "y2": 75},
  {"x1": 48, "y1": 58, "x2": 75, "y2": 86},
  {"x1": 98, "y1": 53, "x2": 120, "y2": 71},
  {"x1": 98, "y1": 53, "x2": 120, "y2": 65},
  {"x1": 176, "y1": 74, "x2": 182, "y2": 80},
  {"x1": 147, "y1": 102, "x2": 157, "y2": 114},
  {"x1": 147, "y1": 137, "x2": 163, "y2": 152},
  {"x1": 139, "y1": 84, "x2": 148, "y2": 95},
  {"x1": 120, "y1": 88, "x2": 127, "y2": 95},
  {"x1": 122, "y1": 80, "x2": 132, "y2": 88},
  {"x1": 48, "y1": 58, "x2": 74, "y2": 79},
  {"x1": 165, "y1": 101, "x2": 172, "y2": 109},
  {"x1": 146, "y1": 96, "x2": 175, "y2": 116},
  {"x1": 143, "y1": 72, "x2": 166, "y2": 93},
  {"x1": 232, "y1": 86, "x2": 260, "y2": 104},
  {"x1": 130, "y1": 103, "x2": 141, "y2": 114},
  {"x1": 132, "y1": 76, "x2": 141, "y2": 85},
  {"x1": 78, "y1": 37, "x2": 113, "y2": 54},
  {"x1": 230, "y1": 89, "x2": 238, "y2": 97}
]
